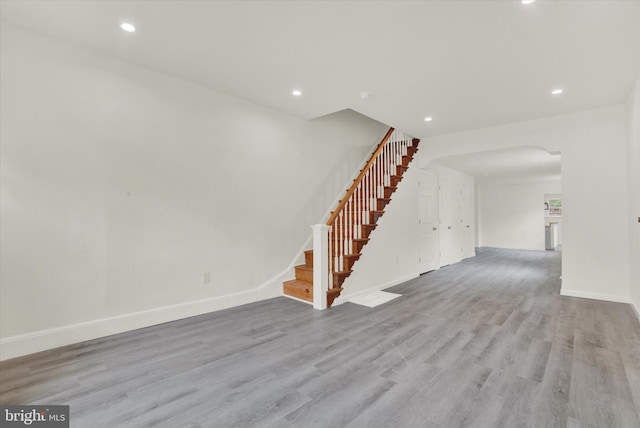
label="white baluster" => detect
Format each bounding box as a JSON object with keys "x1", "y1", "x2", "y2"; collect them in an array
[
  {"x1": 337, "y1": 211, "x2": 344, "y2": 272},
  {"x1": 384, "y1": 139, "x2": 388, "y2": 187},
  {"x1": 328, "y1": 224, "x2": 333, "y2": 289},
  {"x1": 372, "y1": 158, "x2": 376, "y2": 201},
  {"x1": 356, "y1": 185, "x2": 361, "y2": 239},
  {"x1": 348, "y1": 198, "x2": 352, "y2": 255},
  {"x1": 377, "y1": 156, "x2": 381, "y2": 198},
  {"x1": 366, "y1": 170, "x2": 371, "y2": 223}
]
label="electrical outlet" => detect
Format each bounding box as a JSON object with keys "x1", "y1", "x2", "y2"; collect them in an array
[
  {"x1": 202, "y1": 272, "x2": 211, "y2": 284},
  {"x1": 395, "y1": 255, "x2": 399, "y2": 264}
]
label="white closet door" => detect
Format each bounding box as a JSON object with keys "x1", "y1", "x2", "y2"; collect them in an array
[
  {"x1": 460, "y1": 182, "x2": 476, "y2": 259},
  {"x1": 418, "y1": 173, "x2": 439, "y2": 273},
  {"x1": 438, "y1": 176, "x2": 458, "y2": 267}
]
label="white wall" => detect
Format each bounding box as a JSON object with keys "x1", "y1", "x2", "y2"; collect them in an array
[
  {"x1": 420, "y1": 104, "x2": 631, "y2": 304},
  {"x1": 627, "y1": 79, "x2": 640, "y2": 319},
  {"x1": 0, "y1": 22, "x2": 389, "y2": 359},
  {"x1": 478, "y1": 181, "x2": 561, "y2": 251}
]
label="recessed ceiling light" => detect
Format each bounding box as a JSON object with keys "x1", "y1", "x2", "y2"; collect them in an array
[
  {"x1": 292, "y1": 90, "x2": 302, "y2": 96},
  {"x1": 120, "y1": 23, "x2": 136, "y2": 32},
  {"x1": 522, "y1": 0, "x2": 535, "y2": 4},
  {"x1": 551, "y1": 89, "x2": 563, "y2": 95},
  {"x1": 424, "y1": 117, "x2": 433, "y2": 122}
]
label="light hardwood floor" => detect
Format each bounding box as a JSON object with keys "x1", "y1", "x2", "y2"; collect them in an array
[{"x1": 1, "y1": 248, "x2": 639, "y2": 427}]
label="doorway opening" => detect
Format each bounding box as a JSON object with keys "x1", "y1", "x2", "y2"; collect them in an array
[{"x1": 545, "y1": 194, "x2": 562, "y2": 251}]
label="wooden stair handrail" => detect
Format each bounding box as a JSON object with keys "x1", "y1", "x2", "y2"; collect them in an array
[{"x1": 326, "y1": 127, "x2": 395, "y2": 226}]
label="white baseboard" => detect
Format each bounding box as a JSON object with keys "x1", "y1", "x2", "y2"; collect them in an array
[
  {"x1": 560, "y1": 288, "x2": 632, "y2": 304},
  {"x1": 333, "y1": 272, "x2": 420, "y2": 306},
  {"x1": 0, "y1": 269, "x2": 287, "y2": 362},
  {"x1": 0, "y1": 232, "x2": 319, "y2": 362}
]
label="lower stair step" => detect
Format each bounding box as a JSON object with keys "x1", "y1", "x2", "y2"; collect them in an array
[
  {"x1": 304, "y1": 250, "x2": 313, "y2": 266},
  {"x1": 283, "y1": 279, "x2": 313, "y2": 302},
  {"x1": 295, "y1": 264, "x2": 313, "y2": 282}
]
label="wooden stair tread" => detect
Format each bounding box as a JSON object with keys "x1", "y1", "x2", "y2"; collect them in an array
[
  {"x1": 283, "y1": 279, "x2": 313, "y2": 303},
  {"x1": 304, "y1": 250, "x2": 313, "y2": 266},
  {"x1": 294, "y1": 263, "x2": 313, "y2": 283}
]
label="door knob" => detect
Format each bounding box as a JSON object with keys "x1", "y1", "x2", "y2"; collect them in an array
[
  {"x1": 432, "y1": 227, "x2": 437, "y2": 231},
  {"x1": 448, "y1": 226, "x2": 452, "y2": 230},
  {"x1": 466, "y1": 225, "x2": 470, "y2": 228}
]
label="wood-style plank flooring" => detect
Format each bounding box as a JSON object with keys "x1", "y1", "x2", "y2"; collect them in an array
[{"x1": 1, "y1": 248, "x2": 639, "y2": 427}]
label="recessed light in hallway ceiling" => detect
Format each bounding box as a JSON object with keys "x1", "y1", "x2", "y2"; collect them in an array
[
  {"x1": 120, "y1": 23, "x2": 136, "y2": 33},
  {"x1": 551, "y1": 89, "x2": 564, "y2": 95},
  {"x1": 424, "y1": 117, "x2": 433, "y2": 122},
  {"x1": 522, "y1": 0, "x2": 536, "y2": 5},
  {"x1": 292, "y1": 90, "x2": 302, "y2": 97}
]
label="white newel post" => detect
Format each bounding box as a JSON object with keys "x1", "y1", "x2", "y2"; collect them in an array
[{"x1": 312, "y1": 224, "x2": 330, "y2": 310}]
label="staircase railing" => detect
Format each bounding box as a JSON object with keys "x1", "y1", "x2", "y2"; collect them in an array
[{"x1": 312, "y1": 128, "x2": 419, "y2": 309}]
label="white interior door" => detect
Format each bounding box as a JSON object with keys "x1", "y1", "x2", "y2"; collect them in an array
[
  {"x1": 438, "y1": 176, "x2": 457, "y2": 266},
  {"x1": 418, "y1": 173, "x2": 439, "y2": 273},
  {"x1": 460, "y1": 182, "x2": 475, "y2": 259}
]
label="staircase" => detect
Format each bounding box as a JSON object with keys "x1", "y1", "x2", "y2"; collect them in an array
[
  {"x1": 283, "y1": 128, "x2": 420, "y2": 308},
  {"x1": 282, "y1": 250, "x2": 315, "y2": 302}
]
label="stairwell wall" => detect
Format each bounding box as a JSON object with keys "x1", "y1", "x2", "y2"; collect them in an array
[{"x1": 0, "y1": 22, "x2": 388, "y2": 359}]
